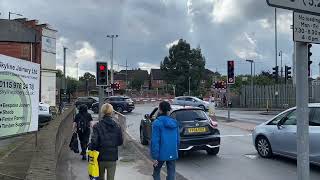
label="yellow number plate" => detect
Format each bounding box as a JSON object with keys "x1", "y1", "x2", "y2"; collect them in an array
[{"x1": 187, "y1": 127, "x2": 207, "y2": 133}]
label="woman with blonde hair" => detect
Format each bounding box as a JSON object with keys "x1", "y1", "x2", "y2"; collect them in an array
[{"x1": 90, "y1": 103, "x2": 123, "y2": 180}]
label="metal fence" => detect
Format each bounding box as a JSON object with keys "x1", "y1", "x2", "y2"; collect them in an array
[{"x1": 240, "y1": 83, "x2": 320, "y2": 109}]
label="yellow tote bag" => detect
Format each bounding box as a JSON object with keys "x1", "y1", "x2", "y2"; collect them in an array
[{"x1": 87, "y1": 150, "x2": 100, "y2": 180}]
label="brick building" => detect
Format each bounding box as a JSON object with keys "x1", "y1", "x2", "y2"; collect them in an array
[
  {"x1": 0, "y1": 18, "x2": 57, "y2": 106},
  {"x1": 114, "y1": 69, "x2": 149, "y2": 90},
  {"x1": 150, "y1": 69, "x2": 166, "y2": 89}
]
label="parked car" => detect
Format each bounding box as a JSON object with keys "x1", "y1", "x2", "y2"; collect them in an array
[
  {"x1": 252, "y1": 103, "x2": 320, "y2": 165},
  {"x1": 39, "y1": 102, "x2": 52, "y2": 125},
  {"x1": 140, "y1": 105, "x2": 220, "y2": 155},
  {"x1": 74, "y1": 96, "x2": 98, "y2": 109},
  {"x1": 104, "y1": 96, "x2": 135, "y2": 113},
  {"x1": 172, "y1": 96, "x2": 210, "y2": 111}
]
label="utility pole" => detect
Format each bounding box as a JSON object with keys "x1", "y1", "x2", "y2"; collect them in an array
[
  {"x1": 63, "y1": 47, "x2": 67, "y2": 95},
  {"x1": 279, "y1": 50, "x2": 283, "y2": 78},
  {"x1": 126, "y1": 59, "x2": 128, "y2": 94},
  {"x1": 275, "y1": 8, "x2": 278, "y2": 67},
  {"x1": 188, "y1": 76, "x2": 191, "y2": 96},
  {"x1": 107, "y1": 34, "x2": 119, "y2": 95},
  {"x1": 246, "y1": 59, "x2": 254, "y2": 106}
]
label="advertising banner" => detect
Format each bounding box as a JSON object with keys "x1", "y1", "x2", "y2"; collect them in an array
[{"x1": 0, "y1": 54, "x2": 40, "y2": 138}]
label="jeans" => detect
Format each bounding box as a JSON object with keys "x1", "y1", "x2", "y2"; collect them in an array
[
  {"x1": 99, "y1": 161, "x2": 117, "y2": 180},
  {"x1": 153, "y1": 160, "x2": 176, "y2": 180}
]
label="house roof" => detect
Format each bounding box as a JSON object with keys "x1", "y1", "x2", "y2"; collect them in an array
[
  {"x1": 151, "y1": 69, "x2": 165, "y2": 80},
  {"x1": 116, "y1": 69, "x2": 149, "y2": 81}
]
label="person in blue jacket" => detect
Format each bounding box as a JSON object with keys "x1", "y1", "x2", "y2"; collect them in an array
[{"x1": 151, "y1": 101, "x2": 180, "y2": 180}]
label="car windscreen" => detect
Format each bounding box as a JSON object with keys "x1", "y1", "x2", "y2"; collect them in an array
[{"x1": 173, "y1": 110, "x2": 208, "y2": 122}]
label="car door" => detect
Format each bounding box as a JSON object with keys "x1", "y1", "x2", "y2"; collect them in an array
[
  {"x1": 309, "y1": 107, "x2": 320, "y2": 163},
  {"x1": 146, "y1": 108, "x2": 159, "y2": 141},
  {"x1": 184, "y1": 97, "x2": 194, "y2": 106},
  {"x1": 272, "y1": 109, "x2": 297, "y2": 157}
]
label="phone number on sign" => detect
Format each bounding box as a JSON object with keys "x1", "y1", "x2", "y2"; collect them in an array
[
  {"x1": 0, "y1": 81, "x2": 34, "y2": 90},
  {"x1": 303, "y1": 0, "x2": 320, "y2": 8}
]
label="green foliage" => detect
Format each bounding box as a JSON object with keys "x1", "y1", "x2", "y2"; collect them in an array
[
  {"x1": 66, "y1": 76, "x2": 79, "y2": 94},
  {"x1": 131, "y1": 79, "x2": 144, "y2": 90},
  {"x1": 161, "y1": 39, "x2": 206, "y2": 96},
  {"x1": 56, "y1": 69, "x2": 63, "y2": 78},
  {"x1": 79, "y1": 72, "x2": 96, "y2": 81}
]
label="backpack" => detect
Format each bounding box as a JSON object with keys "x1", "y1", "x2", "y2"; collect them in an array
[{"x1": 77, "y1": 114, "x2": 89, "y2": 133}]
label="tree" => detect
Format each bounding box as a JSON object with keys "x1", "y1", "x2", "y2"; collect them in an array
[
  {"x1": 56, "y1": 69, "x2": 63, "y2": 78},
  {"x1": 161, "y1": 39, "x2": 206, "y2": 96},
  {"x1": 131, "y1": 79, "x2": 144, "y2": 91},
  {"x1": 66, "y1": 76, "x2": 79, "y2": 95},
  {"x1": 79, "y1": 72, "x2": 96, "y2": 81}
]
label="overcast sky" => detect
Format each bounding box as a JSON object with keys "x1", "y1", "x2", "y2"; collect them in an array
[{"x1": 1, "y1": 0, "x2": 320, "y2": 78}]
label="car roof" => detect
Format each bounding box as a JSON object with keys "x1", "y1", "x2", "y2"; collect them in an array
[{"x1": 170, "y1": 105, "x2": 202, "y2": 112}]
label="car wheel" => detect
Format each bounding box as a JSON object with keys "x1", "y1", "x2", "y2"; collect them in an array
[
  {"x1": 116, "y1": 106, "x2": 124, "y2": 113},
  {"x1": 140, "y1": 128, "x2": 148, "y2": 145},
  {"x1": 127, "y1": 109, "x2": 133, "y2": 113},
  {"x1": 255, "y1": 136, "x2": 273, "y2": 158},
  {"x1": 206, "y1": 147, "x2": 219, "y2": 156},
  {"x1": 93, "y1": 107, "x2": 98, "y2": 114},
  {"x1": 199, "y1": 105, "x2": 206, "y2": 111}
]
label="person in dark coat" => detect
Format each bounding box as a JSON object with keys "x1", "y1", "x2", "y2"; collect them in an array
[
  {"x1": 90, "y1": 103, "x2": 123, "y2": 180},
  {"x1": 73, "y1": 104, "x2": 93, "y2": 160}
]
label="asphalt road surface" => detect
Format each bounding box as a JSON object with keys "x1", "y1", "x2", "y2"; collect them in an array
[{"x1": 125, "y1": 104, "x2": 320, "y2": 180}]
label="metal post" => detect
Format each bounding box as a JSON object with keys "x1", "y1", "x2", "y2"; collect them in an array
[
  {"x1": 275, "y1": 8, "x2": 278, "y2": 67},
  {"x1": 173, "y1": 85, "x2": 176, "y2": 97},
  {"x1": 295, "y1": 42, "x2": 310, "y2": 180},
  {"x1": 98, "y1": 87, "x2": 104, "y2": 120},
  {"x1": 280, "y1": 51, "x2": 283, "y2": 78},
  {"x1": 227, "y1": 84, "x2": 230, "y2": 121},
  {"x1": 126, "y1": 59, "x2": 128, "y2": 94},
  {"x1": 8, "y1": 12, "x2": 10, "y2": 20}
]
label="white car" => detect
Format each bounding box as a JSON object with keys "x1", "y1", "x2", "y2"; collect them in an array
[
  {"x1": 172, "y1": 96, "x2": 210, "y2": 111},
  {"x1": 39, "y1": 102, "x2": 52, "y2": 124}
]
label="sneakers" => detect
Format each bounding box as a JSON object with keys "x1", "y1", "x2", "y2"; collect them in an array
[{"x1": 82, "y1": 155, "x2": 87, "y2": 161}]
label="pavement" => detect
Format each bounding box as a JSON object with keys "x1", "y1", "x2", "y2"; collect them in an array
[{"x1": 125, "y1": 104, "x2": 320, "y2": 180}]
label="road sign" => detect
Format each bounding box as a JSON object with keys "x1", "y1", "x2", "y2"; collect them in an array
[
  {"x1": 293, "y1": 12, "x2": 320, "y2": 43},
  {"x1": 267, "y1": 0, "x2": 320, "y2": 15}
]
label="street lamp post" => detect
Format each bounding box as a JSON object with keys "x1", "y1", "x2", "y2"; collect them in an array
[
  {"x1": 9, "y1": 12, "x2": 22, "y2": 20},
  {"x1": 279, "y1": 51, "x2": 283, "y2": 78},
  {"x1": 107, "y1": 34, "x2": 119, "y2": 96},
  {"x1": 188, "y1": 76, "x2": 191, "y2": 96},
  {"x1": 246, "y1": 59, "x2": 254, "y2": 106}
]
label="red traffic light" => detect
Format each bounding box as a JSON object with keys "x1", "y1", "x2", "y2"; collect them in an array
[{"x1": 99, "y1": 65, "x2": 106, "y2": 71}]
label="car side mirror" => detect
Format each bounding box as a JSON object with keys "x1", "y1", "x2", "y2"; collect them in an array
[{"x1": 144, "y1": 114, "x2": 150, "y2": 119}]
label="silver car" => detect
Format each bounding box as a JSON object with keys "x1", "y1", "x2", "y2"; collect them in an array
[
  {"x1": 252, "y1": 103, "x2": 320, "y2": 165},
  {"x1": 172, "y1": 96, "x2": 210, "y2": 111}
]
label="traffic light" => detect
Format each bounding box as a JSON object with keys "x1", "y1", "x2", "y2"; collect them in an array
[
  {"x1": 227, "y1": 61, "x2": 235, "y2": 84},
  {"x1": 308, "y1": 44, "x2": 312, "y2": 77},
  {"x1": 285, "y1": 66, "x2": 292, "y2": 82},
  {"x1": 272, "y1": 66, "x2": 279, "y2": 81},
  {"x1": 96, "y1": 62, "x2": 108, "y2": 86}
]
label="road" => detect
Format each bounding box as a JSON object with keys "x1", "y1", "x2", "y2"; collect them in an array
[{"x1": 125, "y1": 104, "x2": 320, "y2": 180}]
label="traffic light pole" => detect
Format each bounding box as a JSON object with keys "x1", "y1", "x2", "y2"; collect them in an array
[
  {"x1": 295, "y1": 42, "x2": 310, "y2": 180},
  {"x1": 227, "y1": 84, "x2": 230, "y2": 122},
  {"x1": 98, "y1": 87, "x2": 104, "y2": 120}
]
